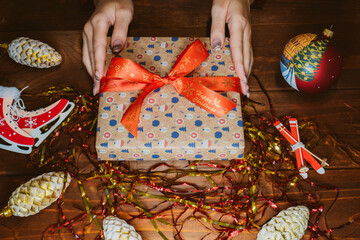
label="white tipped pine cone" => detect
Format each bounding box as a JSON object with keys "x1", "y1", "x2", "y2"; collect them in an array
[
  {"x1": 7, "y1": 37, "x2": 62, "y2": 68},
  {"x1": 1, "y1": 172, "x2": 71, "y2": 217},
  {"x1": 257, "y1": 206, "x2": 309, "y2": 240},
  {"x1": 103, "y1": 215, "x2": 142, "y2": 240}
]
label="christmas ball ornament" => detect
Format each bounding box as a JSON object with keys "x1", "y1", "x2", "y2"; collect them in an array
[
  {"x1": 1, "y1": 37, "x2": 62, "y2": 68},
  {"x1": 257, "y1": 205, "x2": 309, "y2": 240},
  {"x1": 103, "y1": 215, "x2": 142, "y2": 240},
  {"x1": 280, "y1": 29, "x2": 342, "y2": 93},
  {"x1": 0, "y1": 172, "x2": 71, "y2": 217}
]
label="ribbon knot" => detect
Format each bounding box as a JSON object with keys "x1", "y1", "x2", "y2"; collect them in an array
[{"x1": 100, "y1": 39, "x2": 240, "y2": 138}]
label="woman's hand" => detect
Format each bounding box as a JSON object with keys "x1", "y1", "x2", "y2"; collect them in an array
[
  {"x1": 83, "y1": 0, "x2": 134, "y2": 95},
  {"x1": 211, "y1": 0, "x2": 253, "y2": 97}
]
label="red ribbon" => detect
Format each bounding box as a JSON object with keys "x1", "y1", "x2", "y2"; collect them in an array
[{"x1": 100, "y1": 39, "x2": 240, "y2": 138}]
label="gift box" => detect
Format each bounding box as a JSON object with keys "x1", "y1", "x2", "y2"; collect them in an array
[{"x1": 96, "y1": 37, "x2": 244, "y2": 160}]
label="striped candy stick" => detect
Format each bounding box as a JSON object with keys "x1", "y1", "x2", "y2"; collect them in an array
[
  {"x1": 289, "y1": 119, "x2": 325, "y2": 176},
  {"x1": 274, "y1": 119, "x2": 325, "y2": 179}
]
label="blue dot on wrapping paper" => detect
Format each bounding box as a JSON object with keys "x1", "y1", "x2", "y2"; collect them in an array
[
  {"x1": 195, "y1": 120, "x2": 202, "y2": 127},
  {"x1": 195, "y1": 154, "x2": 202, "y2": 159},
  {"x1": 171, "y1": 132, "x2": 179, "y2": 138},
  {"x1": 171, "y1": 97, "x2": 179, "y2": 103},
  {"x1": 154, "y1": 88, "x2": 161, "y2": 92},
  {"x1": 130, "y1": 97, "x2": 136, "y2": 103},
  {"x1": 154, "y1": 55, "x2": 161, "y2": 61},
  {"x1": 128, "y1": 132, "x2": 134, "y2": 138},
  {"x1": 238, "y1": 154, "x2": 244, "y2": 158},
  {"x1": 172, "y1": 37, "x2": 178, "y2": 41},
  {"x1": 109, "y1": 119, "x2": 117, "y2": 126},
  {"x1": 152, "y1": 154, "x2": 160, "y2": 159},
  {"x1": 215, "y1": 131, "x2": 222, "y2": 138},
  {"x1": 211, "y1": 65, "x2": 219, "y2": 71},
  {"x1": 109, "y1": 154, "x2": 116, "y2": 158},
  {"x1": 152, "y1": 120, "x2": 160, "y2": 127},
  {"x1": 133, "y1": 37, "x2": 140, "y2": 41},
  {"x1": 237, "y1": 120, "x2": 243, "y2": 127}
]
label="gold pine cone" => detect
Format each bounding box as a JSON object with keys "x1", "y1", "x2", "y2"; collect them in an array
[
  {"x1": 103, "y1": 215, "x2": 142, "y2": 240},
  {"x1": 7, "y1": 37, "x2": 62, "y2": 68},
  {"x1": 0, "y1": 172, "x2": 71, "y2": 217}
]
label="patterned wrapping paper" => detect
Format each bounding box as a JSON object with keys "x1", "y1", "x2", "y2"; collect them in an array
[{"x1": 96, "y1": 37, "x2": 244, "y2": 160}]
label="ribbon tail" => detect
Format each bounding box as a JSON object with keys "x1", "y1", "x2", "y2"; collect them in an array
[
  {"x1": 173, "y1": 77, "x2": 237, "y2": 117},
  {"x1": 121, "y1": 82, "x2": 165, "y2": 138}
]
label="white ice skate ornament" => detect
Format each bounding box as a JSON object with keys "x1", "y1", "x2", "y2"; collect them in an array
[{"x1": 0, "y1": 86, "x2": 75, "y2": 154}]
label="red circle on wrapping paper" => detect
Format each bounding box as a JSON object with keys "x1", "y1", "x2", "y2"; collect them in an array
[
  {"x1": 218, "y1": 118, "x2": 226, "y2": 125},
  {"x1": 176, "y1": 118, "x2": 184, "y2": 125},
  {"x1": 137, "y1": 54, "x2": 143, "y2": 59},
  {"x1": 215, "y1": 54, "x2": 222, "y2": 60},
  {"x1": 228, "y1": 66, "x2": 235, "y2": 72},
  {"x1": 176, "y1": 153, "x2": 184, "y2": 158},
  {"x1": 149, "y1": 66, "x2": 156, "y2": 71},
  {"x1": 132, "y1": 153, "x2": 141, "y2": 158},
  {"x1": 148, "y1": 97, "x2": 156, "y2": 105},
  {"x1": 150, "y1": 37, "x2": 157, "y2": 42},
  {"x1": 231, "y1": 98, "x2": 238, "y2": 103},
  {"x1": 226, "y1": 37, "x2": 230, "y2": 42},
  {"x1": 103, "y1": 132, "x2": 111, "y2": 139},
  {"x1": 126, "y1": 42, "x2": 130, "y2": 48},
  {"x1": 233, "y1": 132, "x2": 241, "y2": 139},
  {"x1": 219, "y1": 153, "x2": 227, "y2": 158},
  {"x1": 188, "y1": 37, "x2": 194, "y2": 42},
  {"x1": 190, "y1": 132, "x2": 198, "y2": 139},
  {"x1": 147, "y1": 132, "x2": 155, "y2": 139},
  {"x1": 106, "y1": 97, "x2": 114, "y2": 103}
]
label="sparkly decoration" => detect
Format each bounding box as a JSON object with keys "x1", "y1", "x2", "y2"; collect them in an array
[
  {"x1": 280, "y1": 28, "x2": 342, "y2": 93},
  {"x1": 103, "y1": 215, "x2": 142, "y2": 240},
  {"x1": 257, "y1": 206, "x2": 309, "y2": 240},
  {"x1": 0, "y1": 172, "x2": 71, "y2": 217},
  {"x1": 25, "y1": 82, "x2": 360, "y2": 238},
  {"x1": 1, "y1": 37, "x2": 62, "y2": 68}
]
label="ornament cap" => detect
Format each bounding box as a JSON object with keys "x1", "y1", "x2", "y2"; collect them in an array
[
  {"x1": 323, "y1": 28, "x2": 334, "y2": 38},
  {"x1": 0, "y1": 206, "x2": 13, "y2": 218}
]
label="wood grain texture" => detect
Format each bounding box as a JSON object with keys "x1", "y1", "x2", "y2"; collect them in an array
[{"x1": 0, "y1": 0, "x2": 359, "y2": 239}]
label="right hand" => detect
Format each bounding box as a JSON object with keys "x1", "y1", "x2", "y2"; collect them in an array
[{"x1": 82, "y1": 0, "x2": 134, "y2": 95}]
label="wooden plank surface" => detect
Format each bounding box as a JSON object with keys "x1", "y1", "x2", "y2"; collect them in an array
[{"x1": 0, "y1": 0, "x2": 359, "y2": 239}]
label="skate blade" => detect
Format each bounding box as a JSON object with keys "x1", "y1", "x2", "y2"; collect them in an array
[
  {"x1": 0, "y1": 135, "x2": 33, "y2": 154},
  {"x1": 30, "y1": 101, "x2": 75, "y2": 147}
]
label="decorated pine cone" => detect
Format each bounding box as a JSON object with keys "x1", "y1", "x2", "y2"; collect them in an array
[
  {"x1": 103, "y1": 215, "x2": 142, "y2": 240},
  {"x1": 257, "y1": 206, "x2": 309, "y2": 240},
  {"x1": 6, "y1": 37, "x2": 62, "y2": 68},
  {"x1": 0, "y1": 172, "x2": 71, "y2": 217}
]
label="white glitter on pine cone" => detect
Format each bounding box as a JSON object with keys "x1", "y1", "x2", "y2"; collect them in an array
[
  {"x1": 8, "y1": 172, "x2": 71, "y2": 217},
  {"x1": 7, "y1": 37, "x2": 62, "y2": 68},
  {"x1": 257, "y1": 206, "x2": 309, "y2": 240},
  {"x1": 103, "y1": 215, "x2": 142, "y2": 240}
]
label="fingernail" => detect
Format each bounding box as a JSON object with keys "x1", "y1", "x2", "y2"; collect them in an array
[
  {"x1": 212, "y1": 38, "x2": 221, "y2": 51},
  {"x1": 246, "y1": 86, "x2": 250, "y2": 98},
  {"x1": 95, "y1": 71, "x2": 101, "y2": 82},
  {"x1": 244, "y1": 75, "x2": 248, "y2": 84},
  {"x1": 111, "y1": 39, "x2": 123, "y2": 53}
]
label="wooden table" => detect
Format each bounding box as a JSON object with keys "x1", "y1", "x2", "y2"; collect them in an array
[{"x1": 0, "y1": 0, "x2": 359, "y2": 239}]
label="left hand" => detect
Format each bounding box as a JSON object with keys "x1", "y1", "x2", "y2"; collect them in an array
[{"x1": 211, "y1": 0, "x2": 253, "y2": 97}]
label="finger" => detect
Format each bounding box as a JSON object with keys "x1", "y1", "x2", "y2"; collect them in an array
[
  {"x1": 243, "y1": 23, "x2": 253, "y2": 78},
  {"x1": 210, "y1": 0, "x2": 228, "y2": 51},
  {"x1": 111, "y1": 7, "x2": 133, "y2": 53},
  {"x1": 93, "y1": 18, "x2": 110, "y2": 95},
  {"x1": 82, "y1": 31, "x2": 93, "y2": 77},
  {"x1": 228, "y1": 18, "x2": 249, "y2": 96}
]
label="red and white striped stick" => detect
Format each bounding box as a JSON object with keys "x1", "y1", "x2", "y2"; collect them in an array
[{"x1": 274, "y1": 118, "x2": 325, "y2": 179}]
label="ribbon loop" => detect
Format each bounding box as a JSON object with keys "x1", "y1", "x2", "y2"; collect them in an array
[{"x1": 100, "y1": 39, "x2": 240, "y2": 138}]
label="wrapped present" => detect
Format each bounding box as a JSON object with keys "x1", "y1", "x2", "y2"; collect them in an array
[{"x1": 96, "y1": 37, "x2": 244, "y2": 160}]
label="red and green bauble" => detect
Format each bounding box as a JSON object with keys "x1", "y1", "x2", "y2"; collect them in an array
[{"x1": 280, "y1": 28, "x2": 342, "y2": 93}]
